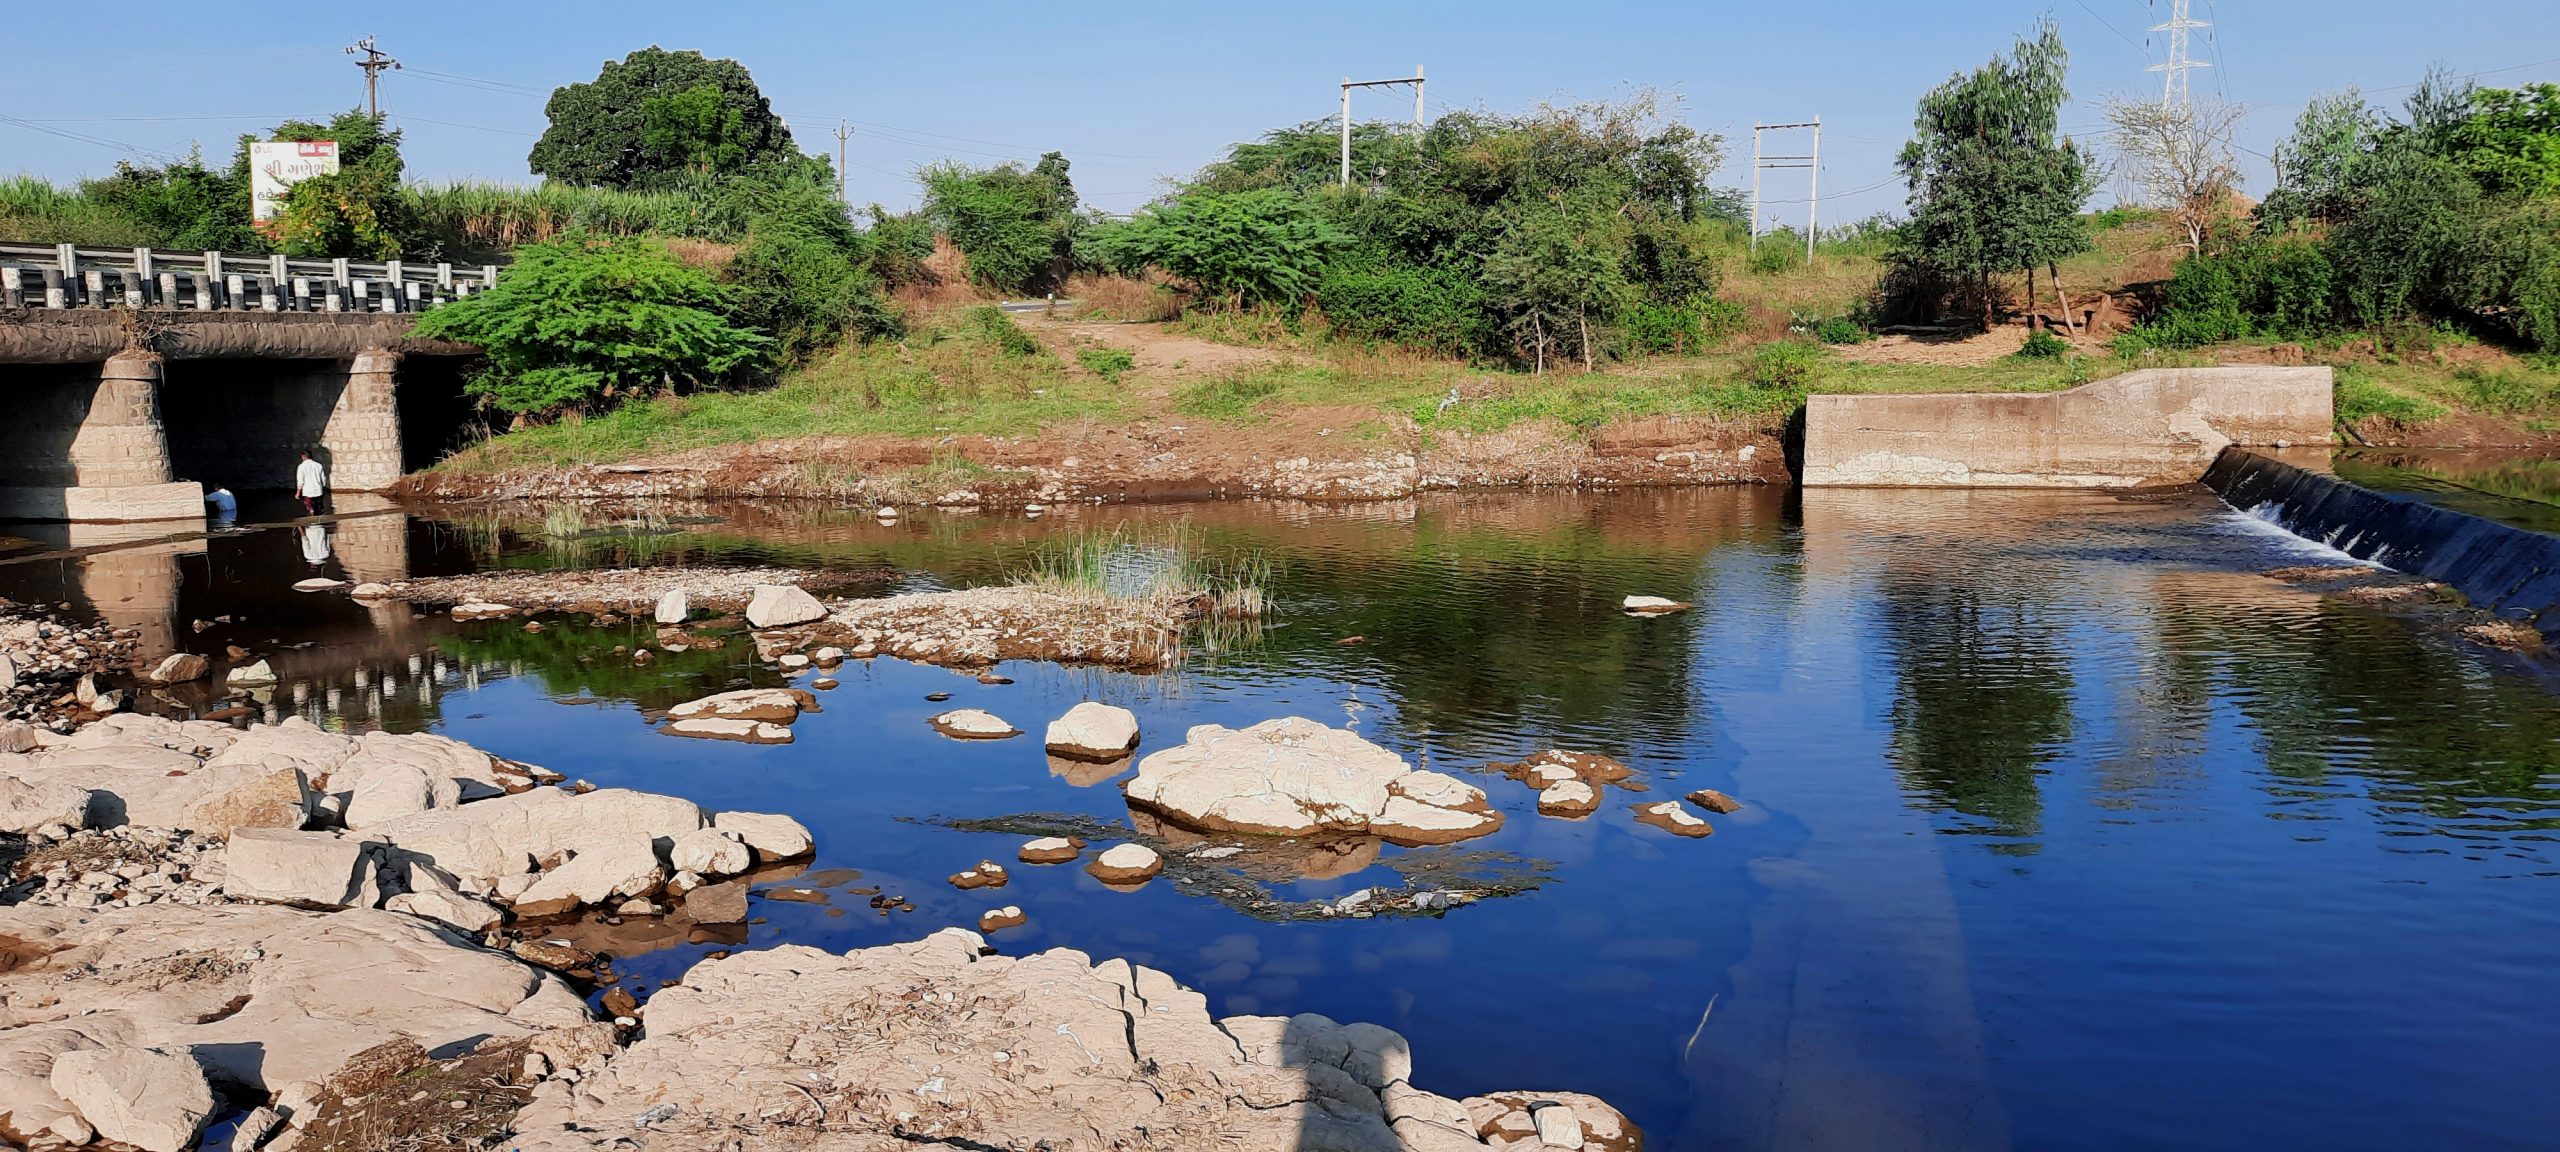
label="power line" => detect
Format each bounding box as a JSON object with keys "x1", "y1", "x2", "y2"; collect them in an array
[
  {"x1": 404, "y1": 67, "x2": 548, "y2": 98},
  {"x1": 2071, "y1": 0, "x2": 2152, "y2": 57},
  {"x1": 387, "y1": 114, "x2": 537, "y2": 137}
]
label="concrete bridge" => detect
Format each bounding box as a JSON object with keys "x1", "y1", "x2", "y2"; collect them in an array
[{"x1": 0, "y1": 309, "x2": 478, "y2": 522}]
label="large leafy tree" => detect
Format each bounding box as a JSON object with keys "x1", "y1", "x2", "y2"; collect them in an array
[
  {"x1": 411, "y1": 234, "x2": 770, "y2": 415},
  {"x1": 529, "y1": 47, "x2": 803, "y2": 189},
  {"x1": 257, "y1": 111, "x2": 415, "y2": 259},
  {"x1": 1895, "y1": 17, "x2": 2101, "y2": 328}
]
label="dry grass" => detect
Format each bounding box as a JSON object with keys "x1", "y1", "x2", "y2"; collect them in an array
[{"x1": 1069, "y1": 273, "x2": 1184, "y2": 322}]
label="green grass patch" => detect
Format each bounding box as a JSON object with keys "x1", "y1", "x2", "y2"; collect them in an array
[
  {"x1": 2335, "y1": 367, "x2": 2447, "y2": 425},
  {"x1": 1077, "y1": 346, "x2": 1137, "y2": 381}
]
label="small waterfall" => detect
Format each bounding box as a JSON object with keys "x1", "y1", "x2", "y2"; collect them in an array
[{"x1": 2202, "y1": 447, "x2": 2560, "y2": 636}]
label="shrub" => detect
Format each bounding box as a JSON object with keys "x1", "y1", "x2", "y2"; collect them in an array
[
  {"x1": 1316, "y1": 258, "x2": 1488, "y2": 353},
  {"x1": 1813, "y1": 314, "x2": 1872, "y2": 344},
  {"x1": 2334, "y1": 365, "x2": 2447, "y2": 424},
  {"x1": 2015, "y1": 327, "x2": 2070, "y2": 358},
  {"x1": 1744, "y1": 340, "x2": 1826, "y2": 390},
  {"x1": 1108, "y1": 188, "x2": 1346, "y2": 311},
  {"x1": 1700, "y1": 298, "x2": 1753, "y2": 346},
  {"x1": 721, "y1": 189, "x2": 899, "y2": 363},
  {"x1": 1746, "y1": 236, "x2": 1803, "y2": 276},
  {"x1": 945, "y1": 306, "x2": 1044, "y2": 358},
  {"x1": 1077, "y1": 346, "x2": 1136, "y2": 381},
  {"x1": 410, "y1": 234, "x2": 769, "y2": 415},
  {"x1": 1623, "y1": 299, "x2": 1708, "y2": 355},
  {"x1": 921, "y1": 154, "x2": 1081, "y2": 295}
]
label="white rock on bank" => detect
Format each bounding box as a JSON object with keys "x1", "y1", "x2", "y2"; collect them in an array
[
  {"x1": 221, "y1": 828, "x2": 382, "y2": 908},
  {"x1": 225, "y1": 659, "x2": 277, "y2": 686},
  {"x1": 744, "y1": 584, "x2": 826, "y2": 629},
  {"x1": 146, "y1": 653, "x2": 209, "y2": 684},
  {"x1": 655, "y1": 587, "x2": 689, "y2": 625},
  {"x1": 667, "y1": 687, "x2": 815, "y2": 723},
  {"x1": 1123, "y1": 717, "x2": 1502, "y2": 846},
  {"x1": 930, "y1": 708, "x2": 1021, "y2": 740},
  {"x1": 510, "y1": 837, "x2": 666, "y2": 918},
  {"x1": 1017, "y1": 836, "x2": 1080, "y2": 864},
  {"x1": 670, "y1": 826, "x2": 751, "y2": 877},
  {"x1": 713, "y1": 810, "x2": 814, "y2": 860},
  {"x1": 382, "y1": 888, "x2": 504, "y2": 934},
  {"x1": 48, "y1": 1045, "x2": 214, "y2": 1152},
  {"x1": 1044, "y1": 702, "x2": 1140, "y2": 761},
  {"x1": 0, "y1": 775, "x2": 93, "y2": 834}
]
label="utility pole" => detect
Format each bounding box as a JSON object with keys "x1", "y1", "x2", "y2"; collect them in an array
[
  {"x1": 1338, "y1": 67, "x2": 1427, "y2": 187},
  {"x1": 1748, "y1": 119, "x2": 1820, "y2": 262},
  {"x1": 344, "y1": 36, "x2": 401, "y2": 120},
  {"x1": 834, "y1": 120, "x2": 852, "y2": 198},
  {"x1": 2147, "y1": 0, "x2": 2210, "y2": 109}
]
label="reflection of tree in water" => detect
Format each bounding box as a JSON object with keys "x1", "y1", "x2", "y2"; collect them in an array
[
  {"x1": 1881, "y1": 578, "x2": 2076, "y2": 848},
  {"x1": 434, "y1": 619, "x2": 785, "y2": 713},
  {"x1": 2160, "y1": 600, "x2": 2560, "y2": 842}
]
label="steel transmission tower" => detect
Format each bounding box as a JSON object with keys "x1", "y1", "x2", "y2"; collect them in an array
[{"x1": 2146, "y1": 0, "x2": 2210, "y2": 108}]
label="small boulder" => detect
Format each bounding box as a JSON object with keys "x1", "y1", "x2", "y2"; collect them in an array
[
  {"x1": 510, "y1": 838, "x2": 666, "y2": 918},
  {"x1": 977, "y1": 906, "x2": 1027, "y2": 933},
  {"x1": 146, "y1": 653, "x2": 209, "y2": 684},
  {"x1": 1088, "y1": 843, "x2": 1162, "y2": 885},
  {"x1": 292, "y1": 577, "x2": 347, "y2": 592},
  {"x1": 451, "y1": 602, "x2": 514, "y2": 621},
  {"x1": 225, "y1": 659, "x2": 277, "y2": 687},
  {"x1": 744, "y1": 584, "x2": 826, "y2": 629},
  {"x1": 929, "y1": 708, "x2": 1021, "y2": 740},
  {"x1": 1017, "y1": 837, "x2": 1080, "y2": 865},
  {"x1": 685, "y1": 878, "x2": 750, "y2": 923},
  {"x1": 0, "y1": 775, "x2": 92, "y2": 834},
  {"x1": 1044, "y1": 702, "x2": 1140, "y2": 761},
  {"x1": 712, "y1": 811, "x2": 814, "y2": 860},
  {"x1": 1622, "y1": 595, "x2": 1691, "y2": 615},
  {"x1": 1686, "y1": 788, "x2": 1742, "y2": 814},
  {"x1": 383, "y1": 889, "x2": 504, "y2": 934},
  {"x1": 1534, "y1": 1103, "x2": 1586, "y2": 1149},
  {"x1": 670, "y1": 827, "x2": 751, "y2": 877},
  {"x1": 49, "y1": 1045, "x2": 214, "y2": 1152},
  {"x1": 1633, "y1": 801, "x2": 1713, "y2": 838},
  {"x1": 667, "y1": 688, "x2": 815, "y2": 724},
  {"x1": 654, "y1": 587, "x2": 689, "y2": 625},
  {"x1": 948, "y1": 860, "x2": 1009, "y2": 890}
]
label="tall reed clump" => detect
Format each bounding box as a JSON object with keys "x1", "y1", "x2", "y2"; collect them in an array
[
  {"x1": 403, "y1": 181, "x2": 758, "y2": 255},
  {"x1": 1016, "y1": 523, "x2": 1271, "y2": 666}
]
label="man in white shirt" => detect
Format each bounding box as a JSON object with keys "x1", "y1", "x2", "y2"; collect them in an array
[{"x1": 295, "y1": 451, "x2": 327, "y2": 515}]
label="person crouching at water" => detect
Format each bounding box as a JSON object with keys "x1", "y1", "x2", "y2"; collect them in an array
[{"x1": 295, "y1": 451, "x2": 327, "y2": 515}]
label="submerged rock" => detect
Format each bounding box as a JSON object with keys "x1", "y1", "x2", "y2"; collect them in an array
[
  {"x1": 1088, "y1": 842, "x2": 1163, "y2": 884},
  {"x1": 1633, "y1": 800, "x2": 1713, "y2": 838},
  {"x1": 666, "y1": 687, "x2": 815, "y2": 724},
  {"x1": 661, "y1": 716, "x2": 794, "y2": 744},
  {"x1": 1045, "y1": 701, "x2": 1141, "y2": 761},
  {"x1": 949, "y1": 860, "x2": 1009, "y2": 890},
  {"x1": 1125, "y1": 718, "x2": 1502, "y2": 846},
  {"x1": 1686, "y1": 788, "x2": 1742, "y2": 814},
  {"x1": 977, "y1": 905, "x2": 1027, "y2": 933},
  {"x1": 1017, "y1": 836, "x2": 1081, "y2": 864}
]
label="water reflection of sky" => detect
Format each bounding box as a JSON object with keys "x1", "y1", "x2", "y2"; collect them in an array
[{"x1": 6, "y1": 487, "x2": 2560, "y2": 1150}]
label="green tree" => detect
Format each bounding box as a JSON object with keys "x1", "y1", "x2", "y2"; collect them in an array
[
  {"x1": 529, "y1": 47, "x2": 804, "y2": 189},
  {"x1": 2438, "y1": 83, "x2": 2560, "y2": 199},
  {"x1": 260, "y1": 111, "x2": 415, "y2": 259},
  {"x1": 920, "y1": 153, "x2": 1083, "y2": 294},
  {"x1": 411, "y1": 234, "x2": 769, "y2": 415},
  {"x1": 78, "y1": 150, "x2": 259, "y2": 252},
  {"x1": 722, "y1": 185, "x2": 902, "y2": 361},
  {"x1": 1103, "y1": 188, "x2": 1345, "y2": 310},
  {"x1": 1894, "y1": 17, "x2": 2101, "y2": 327}
]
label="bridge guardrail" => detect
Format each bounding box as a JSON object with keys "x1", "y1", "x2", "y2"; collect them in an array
[{"x1": 0, "y1": 242, "x2": 502, "y2": 316}]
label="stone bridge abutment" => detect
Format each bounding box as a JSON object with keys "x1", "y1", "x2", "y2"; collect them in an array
[{"x1": 0, "y1": 311, "x2": 474, "y2": 522}]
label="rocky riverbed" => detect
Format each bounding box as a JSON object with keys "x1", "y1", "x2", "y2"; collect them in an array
[
  {"x1": 0, "y1": 714, "x2": 1638, "y2": 1150},
  {"x1": 0, "y1": 601, "x2": 144, "y2": 730}
]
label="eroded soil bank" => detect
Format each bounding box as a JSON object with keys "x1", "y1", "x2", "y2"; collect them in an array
[{"x1": 398, "y1": 411, "x2": 1789, "y2": 505}]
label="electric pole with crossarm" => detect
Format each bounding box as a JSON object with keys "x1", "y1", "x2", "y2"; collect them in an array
[{"x1": 345, "y1": 36, "x2": 401, "y2": 120}]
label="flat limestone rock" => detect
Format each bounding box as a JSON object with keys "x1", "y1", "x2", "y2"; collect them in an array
[
  {"x1": 1686, "y1": 788, "x2": 1743, "y2": 814},
  {"x1": 451, "y1": 601, "x2": 514, "y2": 621},
  {"x1": 1622, "y1": 595, "x2": 1691, "y2": 615},
  {"x1": 1124, "y1": 717, "x2": 1501, "y2": 845},
  {"x1": 1018, "y1": 836, "x2": 1080, "y2": 865},
  {"x1": 505, "y1": 929, "x2": 1618, "y2": 1152},
  {"x1": 949, "y1": 860, "x2": 1009, "y2": 890},
  {"x1": 667, "y1": 688, "x2": 815, "y2": 724},
  {"x1": 1044, "y1": 702, "x2": 1141, "y2": 761},
  {"x1": 293, "y1": 578, "x2": 348, "y2": 593},
  {"x1": 511, "y1": 837, "x2": 666, "y2": 918},
  {"x1": 1493, "y1": 749, "x2": 1635, "y2": 789},
  {"x1": 222, "y1": 828, "x2": 382, "y2": 908},
  {"x1": 225, "y1": 659, "x2": 277, "y2": 686},
  {"x1": 1537, "y1": 779, "x2": 1600, "y2": 817},
  {"x1": 0, "y1": 774, "x2": 93, "y2": 834},
  {"x1": 929, "y1": 708, "x2": 1021, "y2": 740},
  {"x1": 977, "y1": 906, "x2": 1026, "y2": 932},
  {"x1": 655, "y1": 587, "x2": 689, "y2": 625},
  {"x1": 744, "y1": 584, "x2": 826, "y2": 629}
]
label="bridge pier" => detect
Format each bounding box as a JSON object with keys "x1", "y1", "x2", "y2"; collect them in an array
[
  {"x1": 0, "y1": 351, "x2": 203, "y2": 522},
  {"x1": 323, "y1": 349, "x2": 404, "y2": 492}
]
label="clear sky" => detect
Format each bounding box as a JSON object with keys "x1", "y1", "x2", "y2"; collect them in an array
[{"x1": 8, "y1": 1, "x2": 2555, "y2": 228}]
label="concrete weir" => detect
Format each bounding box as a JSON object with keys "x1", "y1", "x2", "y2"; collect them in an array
[
  {"x1": 0, "y1": 310, "x2": 472, "y2": 522},
  {"x1": 2204, "y1": 447, "x2": 2560, "y2": 637},
  {"x1": 1800, "y1": 366, "x2": 2334, "y2": 488}
]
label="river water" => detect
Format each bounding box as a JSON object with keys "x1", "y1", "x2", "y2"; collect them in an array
[{"x1": 5, "y1": 486, "x2": 2558, "y2": 1151}]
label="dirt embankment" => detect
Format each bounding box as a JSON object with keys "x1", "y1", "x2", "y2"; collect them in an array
[{"x1": 398, "y1": 410, "x2": 1788, "y2": 506}]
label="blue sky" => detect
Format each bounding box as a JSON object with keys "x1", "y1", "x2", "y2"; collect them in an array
[{"x1": 9, "y1": 1, "x2": 2555, "y2": 227}]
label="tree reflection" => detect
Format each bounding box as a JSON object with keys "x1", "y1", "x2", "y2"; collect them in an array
[{"x1": 1880, "y1": 578, "x2": 2076, "y2": 848}]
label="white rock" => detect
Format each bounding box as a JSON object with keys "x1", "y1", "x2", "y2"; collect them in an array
[
  {"x1": 1621, "y1": 595, "x2": 1690, "y2": 615},
  {"x1": 1017, "y1": 836, "x2": 1080, "y2": 864},
  {"x1": 0, "y1": 653, "x2": 14, "y2": 693},
  {"x1": 508, "y1": 837, "x2": 667, "y2": 918},
  {"x1": 1044, "y1": 702, "x2": 1140, "y2": 761},
  {"x1": 291, "y1": 578, "x2": 347, "y2": 592},
  {"x1": 1633, "y1": 800, "x2": 1713, "y2": 838},
  {"x1": 1536, "y1": 780, "x2": 1599, "y2": 816},
  {"x1": 147, "y1": 653, "x2": 209, "y2": 684},
  {"x1": 350, "y1": 582, "x2": 390, "y2": 599},
  {"x1": 383, "y1": 888, "x2": 504, "y2": 934},
  {"x1": 667, "y1": 688, "x2": 813, "y2": 723},
  {"x1": 1534, "y1": 1102, "x2": 1586, "y2": 1148},
  {"x1": 978, "y1": 906, "x2": 1026, "y2": 932},
  {"x1": 451, "y1": 601, "x2": 514, "y2": 621},
  {"x1": 1088, "y1": 843, "x2": 1162, "y2": 884},
  {"x1": 711, "y1": 810, "x2": 813, "y2": 860},
  {"x1": 670, "y1": 827, "x2": 751, "y2": 877},
  {"x1": 929, "y1": 708, "x2": 1021, "y2": 740},
  {"x1": 225, "y1": 660, "x2": 276, "y2": 686},
  {"x1": 662, "y1": 716, "x2": 794, "y2": 744},
  {"x1": 654, "y1": 587, "x2": 689, "y2": 625},
  {"x1": 1124, "y1": 718, "x2": 1500, "y2": 845},
  {"x1": 222, "y1": 828, "x2": 381, "y2": 907},
  {"x1": 811, "y1": 646, "x2": 846, "y2": 666},
  {"x1": 744, "y1": 585, "x2": 826, "y2": 629},
  {"x1": 368, "y1": 787, "x2": 706, "y2": 892},
  {"x1": 0, "y1": 775, "x2": 92, "y2": 834},
  {"x1": 49, "y1": 1045, "x2": 213, "y2": 1152},
  {"x1": 339, "y1": 762, "x2": 461, "y2": 830}
]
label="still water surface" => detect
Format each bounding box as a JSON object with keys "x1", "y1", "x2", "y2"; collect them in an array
[{"x1": 5, "y1": 486, "x2": 2558, "y2": 1151}]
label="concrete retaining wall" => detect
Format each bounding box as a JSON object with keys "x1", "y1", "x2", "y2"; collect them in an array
[{"x1": 1801, "y1": 366, "x2": 2334, "y2": 488}]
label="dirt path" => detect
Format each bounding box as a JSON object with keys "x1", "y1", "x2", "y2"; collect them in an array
[{"x1": 1015, "y1": 315, "x2": 1293, "y2": 398}]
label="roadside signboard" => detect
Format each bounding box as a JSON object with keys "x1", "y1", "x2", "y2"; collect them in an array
[{"x1": 250, "y1": 141, "x2": 340, "y2": 223}]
